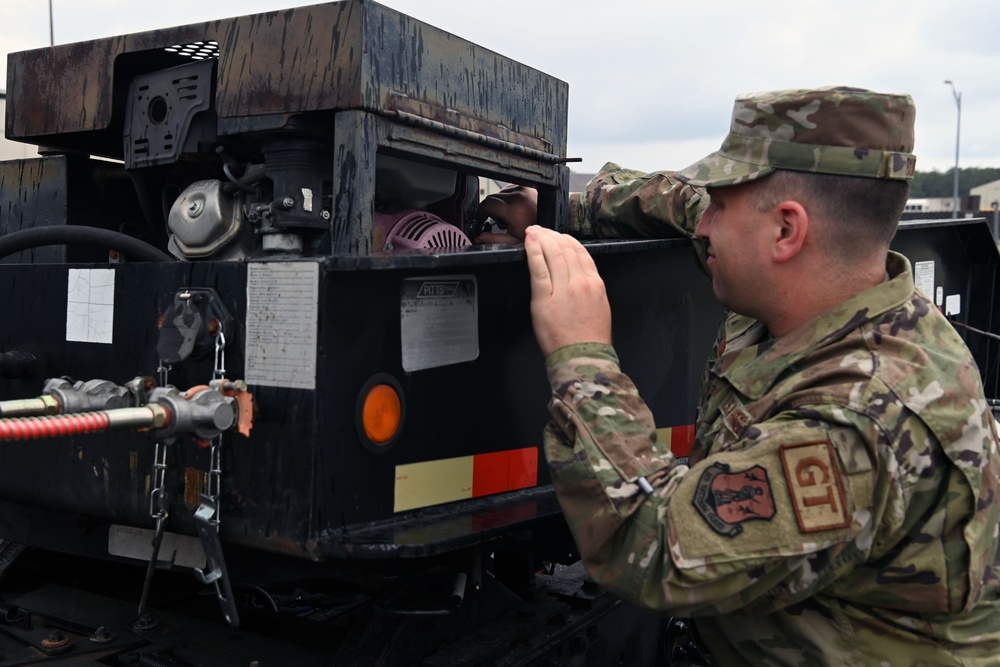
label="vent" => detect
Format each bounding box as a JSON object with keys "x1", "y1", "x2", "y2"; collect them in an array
[
  {"x1": 164, "y1": 41, "x2": 220, "y2": 61},
  {"x1": 381, "y1": 211, "x2": 471, "y2": 251}
]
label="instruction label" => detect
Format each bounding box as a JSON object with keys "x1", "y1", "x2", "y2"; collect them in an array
[
  {"x1": 913, "y1": 261, "x2": 935, "y2": 301},
  {"x1": 66, "y1": 268, "x2": 115, "y2": 344},
  {"x1": 245, "y1": 262, "x2": 318, "y2": 389},
  {"x1": 400, "y1": 276, "x2": 478, "y2": 372}
]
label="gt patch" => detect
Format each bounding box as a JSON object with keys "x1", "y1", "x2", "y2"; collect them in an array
[
  {"x1": 692, "y1": 463, "x2": 776, "y2": 537},
  {"x1": 780, "y1": 440, "x2": 850, "y2": 533}
]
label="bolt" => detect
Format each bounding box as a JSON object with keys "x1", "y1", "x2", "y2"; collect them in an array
[
  {"x1": 321, "y1": 210, "x2": 331, "y2": 220},
  {"x1": 90, "y1": 626, "x2": 114, "y2": 644},
  {"x1": 133, "y1": 613, "x2": 159, "y2": 631},
  {"x1": 206, "y1": 318, "x2": 220, "y2": 337},
  {"x1": 41, "y1": 629, "x2": 70, "y2": 650},
  {"x1": 281, "y1": 197, "x2": 295, "y2": 209},
  {"x1": 188, "y1": 199, "x2": 204, "y2": 217}
]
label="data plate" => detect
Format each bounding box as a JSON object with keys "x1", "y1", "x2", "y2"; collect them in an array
[{"x1": 400, "y1": 276, "x2": 478, "y2": 372}]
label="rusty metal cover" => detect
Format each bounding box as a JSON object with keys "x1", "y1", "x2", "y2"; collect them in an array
[{"x1": 5, "y1": 0, "x2": 568, "y2": 161}]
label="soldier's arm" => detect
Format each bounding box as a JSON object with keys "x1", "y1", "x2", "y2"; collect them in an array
[
  {"x1": 476, "y1": 162, "x2": 708, "y2": 242},
  {"x1": 542, "y1": 345, "x2": 935, "y2": 616},
  {"x1": 568, "y1": 162, "x2": 708, "y2": 239}
]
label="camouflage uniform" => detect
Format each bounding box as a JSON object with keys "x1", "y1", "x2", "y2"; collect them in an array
[{"x1": 543, "y1": 88, "x2": 1000, "y2": 665}]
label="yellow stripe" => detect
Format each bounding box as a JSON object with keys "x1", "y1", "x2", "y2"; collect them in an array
[{"x1": 394, "y1": 455, "x2": 474, "y2": 512}]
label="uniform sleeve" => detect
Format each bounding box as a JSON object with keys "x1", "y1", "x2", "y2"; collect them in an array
[
  {"x1": 543, "y1": 343, "x2": 907, "y2": 617},
  {"x1": 566, "y1": 162, "x2": 709, "y2": 239}
]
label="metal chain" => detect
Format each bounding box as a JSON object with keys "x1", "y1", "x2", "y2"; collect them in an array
[
  {"x1": 213, "y1": 329, "x2": 227, "y2": 381},
  {"x1": 148, "y1": 441, "x2": 169, "y2": 523},
  {"x1": 138, "y1": 440, "x2": 171, "y2": 618},
  {"x1": 208, "y1": 436, "x2": 223, "y2": 527},
  {"x1": 157, "y1": 359, "x2": 170, "y2": 388},
  {"x1": 208, "y1": 327, "x2": 226, "y2": 526}
]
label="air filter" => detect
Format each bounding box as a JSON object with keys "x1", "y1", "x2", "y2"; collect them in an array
[{"x1": 380, "y1": 211, "x2": 471, "y2": 250}]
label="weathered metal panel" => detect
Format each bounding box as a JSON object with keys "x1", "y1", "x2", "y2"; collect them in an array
[{"x1": 6, "y1": 1, "x2": 568, "y2": 163}]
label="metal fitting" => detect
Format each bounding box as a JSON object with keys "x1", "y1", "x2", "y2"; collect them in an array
[
  {"x1": 43, "y1": 378, "x2": 132, "y2": 413},
  {"x1": 149, "y1": 386, "x2": 236, "y2": 440}
]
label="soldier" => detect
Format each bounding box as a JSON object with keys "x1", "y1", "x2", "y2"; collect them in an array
[{"x1": 483, "y1": 87, "x2": 1000, "y2": 665}]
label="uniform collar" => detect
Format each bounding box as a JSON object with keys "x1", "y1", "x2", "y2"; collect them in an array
[{"x1": 716, "y1": 251, "x2": 914, "y2": 400}]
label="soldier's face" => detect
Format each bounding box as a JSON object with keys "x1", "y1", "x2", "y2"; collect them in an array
[{"x1": 695, "y1": 183, "x2": 774, "y2": 318}]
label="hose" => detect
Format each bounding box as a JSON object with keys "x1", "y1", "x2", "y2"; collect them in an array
[
  {"x1": 0, "y1": 412, "x2": 111, "y2": 440},
  {"x1": 0, "y1": 405, "x2": 171, "y2": 441},
  {"x1": 0, "y1": 226, "x2": 174, "y2": 262}
]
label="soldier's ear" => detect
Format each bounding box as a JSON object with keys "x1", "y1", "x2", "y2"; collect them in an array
[{"x1": 771, "y1": 200, "x2": 808, "y2": 264}]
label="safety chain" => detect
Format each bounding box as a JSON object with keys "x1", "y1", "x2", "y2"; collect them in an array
[
  {"x1": 207, "y1": 328, "x2": 227, "y2": 526},
  {"x1": 138, "y1": 439, "x2": 171, "y2": 618},
  {"x1": 213, "y1": 330, "x2": 227, "y2": 381},
  {"x1": 149, "y1": 441, "x2": 170, "y2": 524},
  {"x1": 157, "y1": 359, "x2": 171, "y2": 389},
  {"x1": 208, "y1": 437, "x2": 223, "y2": 527}
]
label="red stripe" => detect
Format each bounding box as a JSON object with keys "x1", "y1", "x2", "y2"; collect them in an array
[
  {"x1": 472, "y1": 447, "x2": 538, "y2": 498},
  {"x1": 671, "y1": 424, "x2": 696, "y2": 458}
]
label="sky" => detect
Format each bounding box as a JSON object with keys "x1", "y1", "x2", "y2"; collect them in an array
[{"x1": 1, "y1": 0, "x2": 998, "y2": 176}]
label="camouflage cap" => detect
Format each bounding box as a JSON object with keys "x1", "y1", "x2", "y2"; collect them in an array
[{"x1": 676, "y1": 86, "x2": 916, "y2": 188}]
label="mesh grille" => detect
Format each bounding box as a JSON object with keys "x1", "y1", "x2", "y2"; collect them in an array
[{"x1": 164, "y1": 41, "x2": 220, "y2": 61}]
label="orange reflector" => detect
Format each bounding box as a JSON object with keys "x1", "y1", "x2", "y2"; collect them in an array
[{"x1": 362, "y1": 383, "x2": 402, "y2": 444}]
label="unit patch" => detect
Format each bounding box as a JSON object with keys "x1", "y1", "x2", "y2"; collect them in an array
[
  {"x1": 780, "y1": 440, "x2": 850, "y2": 533},
  {"x1": 692, "y1": 463, "x2": 776, "y2": 537}
]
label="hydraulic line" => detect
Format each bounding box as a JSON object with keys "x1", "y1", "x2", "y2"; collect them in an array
[
  {"x1": 0, "y1": 406, "x2": 171, "y2": 441},
  {"x1": 0, "y1": 395, "x2": 59, "y2": 418},
  {"x1": 0, "y1": 226, "x2": 174, "y2": 262}
]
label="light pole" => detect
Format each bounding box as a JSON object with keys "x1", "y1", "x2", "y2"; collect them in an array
[{"x1": 944, "y1": 80, "x2": 961, "y2": 216}]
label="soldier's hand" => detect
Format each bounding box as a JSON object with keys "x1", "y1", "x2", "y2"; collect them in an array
[
  {"x1": 475, "y1": 184, "x2": 538, "y2": 244},
  {"x1": 524, "y1": 226, "x2": 612, "y2": 358}
]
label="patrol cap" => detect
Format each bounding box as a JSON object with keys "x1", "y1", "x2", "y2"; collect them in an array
[{"x1": 677, "y1": 86, "x2": 916, "y2": 188}]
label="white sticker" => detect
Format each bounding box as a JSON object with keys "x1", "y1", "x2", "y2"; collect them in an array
[
  {"x1": 245, "y1": 262, "x2": 318, "y2": 389},
  {"x1": 935, "y1": 286, "x2": 944, "y2": 307},
  {"x1": 946, "y1": 294, "x2": 961, "y2": 316},
  {"x1": 108, "y1": 524, "x2": 206, "y2": 569},
  {"x1": 913, "y1": 260, "x2": 935, "y2": 300},
  {"x1": 400, "y1": 276, "x2": 478, "y2": 372},
  {"x1": 66, "y1": 268, "x2": 115, "y2": 344},
  {"x1": 301, "y1": 187, "x2": 313, "y2": 212}
]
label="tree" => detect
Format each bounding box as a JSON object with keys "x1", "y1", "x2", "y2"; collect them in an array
[{"x1": 910, "y1": 168, "x2": 1000, "y2": 198}]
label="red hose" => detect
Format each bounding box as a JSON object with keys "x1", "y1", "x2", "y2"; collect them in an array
[{"x1": 0, "y1": 412, "x2": 111, "y2": 440}]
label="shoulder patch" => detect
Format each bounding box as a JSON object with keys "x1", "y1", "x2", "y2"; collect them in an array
[
  {"x1": 692, "y1": 462, "x2": 776, "y2": 537},
  {"x1": 780, "y1": 441, "x2": 850, "y2": 533}
]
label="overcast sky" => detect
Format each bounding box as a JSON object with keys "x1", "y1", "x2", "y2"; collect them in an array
[{"x1": 2, "y1": 0, "x2": 998, "y2": 175}]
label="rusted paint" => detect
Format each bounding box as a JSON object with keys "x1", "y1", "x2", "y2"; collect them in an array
[
  {"x1": 6, "y1": 1, "x2": 567, "y2": 161},
  {"x1": 184, "y1": 466, "x2": 208, "y2": 510}
]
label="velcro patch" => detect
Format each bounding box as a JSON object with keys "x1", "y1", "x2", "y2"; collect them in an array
[
  {"x1": 780, "y1": 441, "x2": 850, "y2": 533},
  {"x1": 692, "y1": 463, "x2": 776, "y2": 537}
]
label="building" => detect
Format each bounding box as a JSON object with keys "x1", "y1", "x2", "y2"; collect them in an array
[
  {"x1": 0, "y1": 91, "x2": 36, "y2": 160},
  {"x1": 972, "y1": 179, "x2": 1000, "y2": 213}
]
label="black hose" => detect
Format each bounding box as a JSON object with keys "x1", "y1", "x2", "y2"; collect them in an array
[{"x1": 0, "y1": 226, "x2": 174, "y2": 262}]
